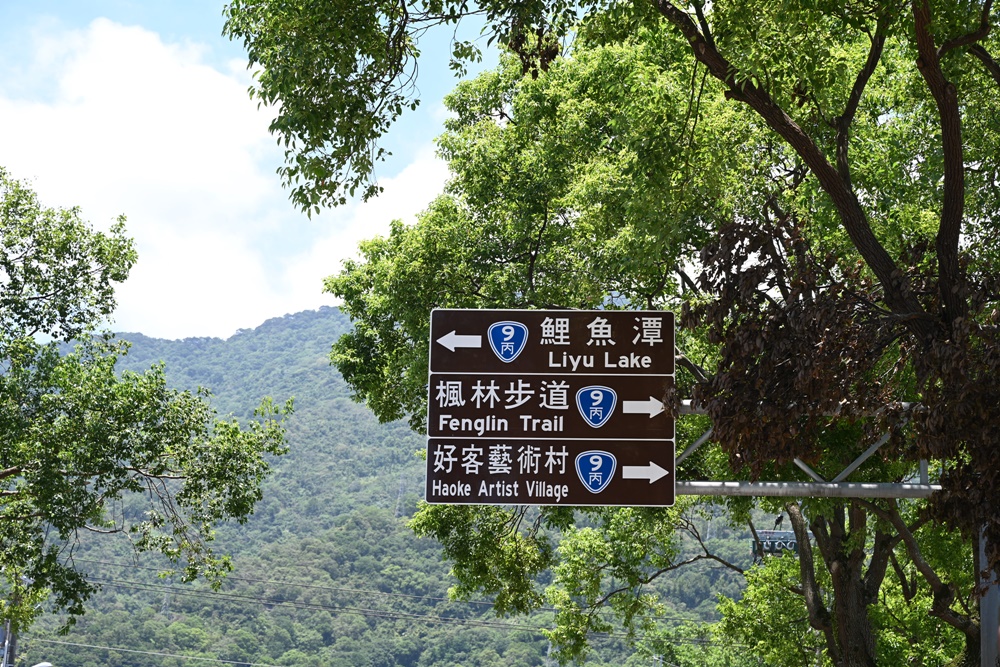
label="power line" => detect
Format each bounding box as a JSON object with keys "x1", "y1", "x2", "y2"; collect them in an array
[
  {"x1": 89, "y1": 577, "x2": 556, "y2": 635},
  {"x1": 87, "y1": 574, "x2": 704, "y2": 629},
  {"x1": 72, "y1": 557, "x2": 502, "y2": 608},
  {"x1": 31, "y1": 632, "x2": 729, "y2": 667},
  {"x1": 35, "y1": 577, "x2": 740, "y2": 655},
  {"x1": 85, "y1": 577, "x2": 734, "y2": 648},
  {"x1": 29, "y1": 639, "x2": 283, "y2": 667},
  {"x1": 74, "y1": 557, "x2": 704, "y2": 625}
]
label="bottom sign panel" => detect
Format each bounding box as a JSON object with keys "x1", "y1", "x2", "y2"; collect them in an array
[{"x1": 426, "y1": 438, "x2": 675, "y2": 506}]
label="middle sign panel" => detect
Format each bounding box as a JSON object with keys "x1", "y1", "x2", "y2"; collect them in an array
[{"x1": 429, "y1": 373, "x2": 672, "y2": 439}]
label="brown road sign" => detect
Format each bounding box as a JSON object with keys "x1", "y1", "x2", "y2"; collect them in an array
[
  {"x1": 426, "y1": 309, "x2": 676, "y2": 507},
  {"x1": 426, "y1": 438, "x2": 675, "y2": 506}
]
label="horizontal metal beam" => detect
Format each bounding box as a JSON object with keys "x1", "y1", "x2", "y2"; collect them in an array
[
  {"x1": 678, "y1": 399, "x2": 915, "y2": 417},
  {"x1": 676, "y1": 481, "x2": 941, "y2": 499}
]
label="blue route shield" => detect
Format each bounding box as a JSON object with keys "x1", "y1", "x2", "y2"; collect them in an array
[
  {"x1": 487, "y1": 321, "x2": 528, "y2": 362},
  {"x1": 575, "y1": 451, "x2": 617, "y2": 494},
  {"x1": 576, "y1": 385, "x2": 617, "y2": 428}
]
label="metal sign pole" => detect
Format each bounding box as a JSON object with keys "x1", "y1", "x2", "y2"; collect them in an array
[
  {"x1": 1, "y1": 619, "x2": 9, "y2": 667},
  {"x1": 981, "y1": 530, "x2": 999, "y2": 667}
]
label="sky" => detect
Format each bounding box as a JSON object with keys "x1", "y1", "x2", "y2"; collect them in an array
[{"x1": 0, "y1": 1, "x2": 492, "y2": 339}]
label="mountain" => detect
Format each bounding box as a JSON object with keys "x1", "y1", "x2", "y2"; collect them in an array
[
  {"x1": 20, "y1": 308, "x2": 648, "y2": 666},
  {"x1": 114, "y1": 308, "x2": 426, "y2": 524},
  {"x1": 21, "y1": 307, "x2": 748, "y2": 666}
]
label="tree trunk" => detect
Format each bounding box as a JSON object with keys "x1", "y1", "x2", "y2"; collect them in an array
[
  {"x1": 809, "y1": 504, "x2": 888, "y2": 667},
  {"x1": 828, "y1": 558, "x2": 879, "y2": 666}
]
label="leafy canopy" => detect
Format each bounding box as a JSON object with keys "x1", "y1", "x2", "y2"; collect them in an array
[
  {"x1": 0, "y1": 168, "x2": 291, "y2": 630},
  {"x1": 235, "y1": 0, "x2": 1000, "y2": 662}
]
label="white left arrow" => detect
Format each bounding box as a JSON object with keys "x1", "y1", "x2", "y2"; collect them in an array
[
  {"x1": 436, "y1": 331, "x2": 483, "y2": 351},
  {"x1": 622, "y1": 397, "x2": 665, "y2": 418},
  {"x1": 622, "y1": 462, "x2": 671, "y2": 484}
]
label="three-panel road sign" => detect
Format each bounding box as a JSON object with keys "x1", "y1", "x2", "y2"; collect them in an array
[{"x1": 426, "y1": 309, "x2": 675, "y2": 507}]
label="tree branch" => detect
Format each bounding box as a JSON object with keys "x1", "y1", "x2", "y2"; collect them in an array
[
  {"x1": 0, "y1": 511, "x2": 43, "y2": 521},
  {"x1": 864, "y1": 524, "x2": 900, "y2": 602},
  {"x1": 676, "y1": 265, "x2": 701, "y2": 295},
  {"x1": 747, "y1": 518, "x2": 762, "y2": 560},
  {"x1": 655, "y1": 0, "x2": 933, "y2": 338},
  {"x1": 591, "y1": 553, "x2": 735, "y2": 609},
  {"x1": 889, "y1": 550, "x2": 917, "y2": 601},
  {"x1": 676, "y1": 348, "x2": 710, "y2": 383},
  {"x1": 83, "y1": 525, "x2": 128, "y2": 535},
  {"x1": 859, "y1": 498, "x2": 976, "y2": 636},
  {"x1": 589, "y1": 514, "x2": 744, "y2": 612},
  {"x1": 683, "y1": 515, "x2": 745, "y2": 575},
  {"x1": 969, "y1": 44, "x2": 1000, "y2": 86},
  {"x1": 913, "y1": 0, "x2": 969, "y2": 325},
  {"x1": 786, "y1": 502, "x2": 838, "y2": 657},
  {"x1": 525, "y1": 206, "x2": 550, "y2": 300},
  {"x1": 837, "y1": 16, "x2": 890, "y2": 187},
  {"x1": 692, "y1": 1, "x2": 714, "y2": 49},
  {"x1": 938, "y1": 0, "x2": 993, "y2": 57}
]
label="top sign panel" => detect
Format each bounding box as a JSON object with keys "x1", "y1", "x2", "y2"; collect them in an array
[{"x1": 430, "y1": 310, "x2": 675, "y2": 375}]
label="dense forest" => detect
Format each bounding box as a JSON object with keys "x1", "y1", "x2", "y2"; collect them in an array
[{"x1": 20, "y1": 308, "x2": 752, "y2": 666}]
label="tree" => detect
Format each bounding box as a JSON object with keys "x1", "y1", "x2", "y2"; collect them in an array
[
  {"x1": 0, "y1": 167, "x2": 291, "y2": 632},
  {"x1": 225, "y1": 1, "x2": 1000, "y2": 664}
]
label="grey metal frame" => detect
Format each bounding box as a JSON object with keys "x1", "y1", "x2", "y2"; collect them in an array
[
  {"x1": 676, "y1": 400, "x2": 937, "y2": 499},
  {"x1": 675, "y1": 398, "x2": 994, "y2": 665}
]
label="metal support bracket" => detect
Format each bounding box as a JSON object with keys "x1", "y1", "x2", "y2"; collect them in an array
[{"x1": 676, "y1": 399, "x2": 934, "y2": 498}]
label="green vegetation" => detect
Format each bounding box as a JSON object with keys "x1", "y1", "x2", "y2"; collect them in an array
[
  {"x1": 318, "y1": 22, "x2": 991, "y2": 663},
  {"x1": 0, "y1": 168, "x2": 289, "y2": 638},
  {"x1": 20, "y1": 308, "x2": 754, "y2": 666}
]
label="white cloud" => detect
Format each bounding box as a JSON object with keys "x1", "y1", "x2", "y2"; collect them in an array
[
  {"x1": 0, "y1": 18, "x2": 449, "y2": 340},
  {"x1": 1, "y1": 20, "x2": 275, "y2": 229},
  {"x1": 112, "y1": 226, "x2": 276, "y2": 335},
  {"x1": 284, "y1": 148, "x2": 450, "y2": 309}
]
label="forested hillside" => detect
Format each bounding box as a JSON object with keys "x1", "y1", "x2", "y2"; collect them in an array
[{"x1": 20, "y1": 308, "x2": 749, "y2": 666}]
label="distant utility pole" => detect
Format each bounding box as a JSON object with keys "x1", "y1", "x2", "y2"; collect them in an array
[
  {"x1": 981, "y1": 533, "x2": 999, "y2": 667},
  {"x1": 1, "y1": 618, "x2": 15, "y2": 667}
]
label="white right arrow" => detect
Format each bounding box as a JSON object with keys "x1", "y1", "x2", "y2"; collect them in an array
[
  {"x1": 622, "y1": 462, "x2": 671, "y2": 484},
  {"x1": 436, "y1": 331, "x2": 483, "y2": 351},
  {"x1": 622, "y1": 397, "x2": 665, "y2": 418}
]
